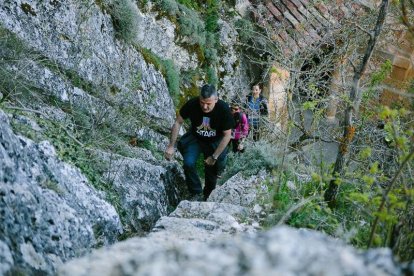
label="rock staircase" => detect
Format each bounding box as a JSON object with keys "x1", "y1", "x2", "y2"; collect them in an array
[{"x1": 58, "y1": 171, "x2": 401, "y2": 276}]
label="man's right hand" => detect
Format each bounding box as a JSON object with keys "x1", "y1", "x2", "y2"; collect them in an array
[{"x1": 164, "y1": 145, "x2": 175, "y2": 161}]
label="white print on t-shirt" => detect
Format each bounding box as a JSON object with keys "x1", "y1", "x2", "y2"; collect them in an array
[{"x1": 196, "y1": 117, "x2": 216, "y2": 138}]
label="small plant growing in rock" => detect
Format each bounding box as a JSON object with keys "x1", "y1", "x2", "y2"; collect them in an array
[
  {"x1": 177, "y1": 4, "x2": 206, "y2": 46},
  {"x1": 40, "y1": 178, "x2": 64, "y2": 195},
  {"x1": 107, "y1": 0, "x2": 139, "y2": 43},
  {"x1": 163, "y1": 59, "x2": 181, "y2": 105},
  {"x1": 157, "y1": 0, "x2": 180, "y2": 16}
]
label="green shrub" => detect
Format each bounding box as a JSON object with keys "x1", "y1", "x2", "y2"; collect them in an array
[
  {"x1": 203, "y1": 48, "x2": 214, "y2": 62},
  {"x1": 0, "y1": 27, "x2": 29, "y2": 59},
  {"x1": 362, "y1": 60, "x2": 392, "y2": 104},
  {"x1": 63, "y1": 69, "x2": 95, "y2": 95},
  {"x1": 163, "y1": 59, "x2": 181, "y2": 105},
  {"x1": 140, "y1": 47, "x2": 164, "y2": 69},
  {"x1": 220, "y1": 141, "x2": 281, "y2": 184},
  {"x1": 206, "y1": 66, "x2": 218, "y2": 87},
  {"x1": 108, "y1": 0, "x2": 139, "y2": 43},
  {"x1": 180, "y1": 68, "x2": 201, "y2": 88},
  {"x1": 263, "y1": 171, "x2": 341, "y2": 236},
  {"x1": 137, "y1": 0, "x2": 149, "y2": 10},
  {"x1": 177, "y1": 4, "x2": 206, "y2": 45},
  {"x1": 140, "y1": 139, "x2": 163, "y2": 160},
  {"x1": 157, "y1": 0, "x2": 180, "y2": 16},
  {"x1": 139, "y1": 47, "x2": 181, "y2": 105},
  {"x1": 204, "y1": 32, "x2": 218, "y2": 63},
  {"x1": 179, "y1": 69, "x2": 201, "y2": 108},
  {"x1": 153, "y1": 0, "x2": 224, "y2": 94},
  {"x1": 205, "y1": 0, "x2": 219, "y2": 33},
  {"x1": 235, "y1": 19, "x2": 254, "y2": 43},
  {"x1": 177, "y1": 0, "x2": 200, "y2": 10},
  {"x1": 0, "y1": 26, "x2": 38, "y2": 103}
]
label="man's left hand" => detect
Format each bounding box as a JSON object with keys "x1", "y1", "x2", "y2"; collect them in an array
[
  {"x1": 164, "y1": 145, "x2": 175, "y2": 161},
  {"x1": 204, "y1": 156, "x2": 216, "y2": 166}
]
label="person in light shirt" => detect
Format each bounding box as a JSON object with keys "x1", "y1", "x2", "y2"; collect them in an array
[{"x1": 245, "y1": 84, "x2": 268, "y2": 141}]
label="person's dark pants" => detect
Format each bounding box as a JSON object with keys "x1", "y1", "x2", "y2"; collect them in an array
[{"x1": 177, "y1": 132, "x2": 227, "y2": 200}]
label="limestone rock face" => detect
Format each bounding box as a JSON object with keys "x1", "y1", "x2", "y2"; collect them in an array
[
  {"x1": 0, "y1": 0, "x2": 191, "y2": 272},
  {"x1": 0, "y1": 0, "x2": 176, "y2": 129},
  {"x1": 0, "y1": 241, "x2": 14, "y2": 275},
  {"x1": 0, "y1": 0, "x2": 187, "y2": 267},
  {"x1": 218, "y1": 18, "x2": 251, "y2": 100},
  {"x1": 136, "y1": 13, "x2": 198, "y2": 71},
  {"x1": 0, "y1": 110, "x2": 122, "y2": 275}
]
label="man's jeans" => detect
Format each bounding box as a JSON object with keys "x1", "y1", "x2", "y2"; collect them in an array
[{"x1": 177, "y1": 132, "x2": 227, "y2": 200}]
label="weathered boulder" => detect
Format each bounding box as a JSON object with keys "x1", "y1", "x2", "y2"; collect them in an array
[
  {"x1": 208, "y1": 170, "x2": 270, "y2": 207},
  {"x1": 93, "y1": 150, "x2": 186, "y2": 233},
  {"x1": 0, "y1": 109, "x2": 122, "y2": 275}
]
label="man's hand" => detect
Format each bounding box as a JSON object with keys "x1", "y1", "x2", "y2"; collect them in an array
[
  {"x1": 165, "y1": 115, "x2": 184, "y2": 161},
  {"x1": 204, "y1": 156, "x2": 216, "y2": 166},
  {"x1": 164, "y1": 145, "x2": 175, "y2": 161}
]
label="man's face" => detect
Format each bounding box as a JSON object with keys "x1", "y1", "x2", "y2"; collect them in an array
[{"x1": 199, "y1": 96, "x2": 218, "y2": 113}]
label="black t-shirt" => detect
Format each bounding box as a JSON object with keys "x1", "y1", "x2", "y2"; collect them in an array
[{"x1": 180, "y1": 97, "x2": 234, "y2": 142}]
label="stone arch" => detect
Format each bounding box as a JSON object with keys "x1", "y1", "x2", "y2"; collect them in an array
[{"x1": 380, "y1": 30, "x2": 414, "y2": 107}]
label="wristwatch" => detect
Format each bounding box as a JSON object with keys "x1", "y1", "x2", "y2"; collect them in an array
[{"x1": 211, "y1": 154, "x2": 218, "y2": 161}]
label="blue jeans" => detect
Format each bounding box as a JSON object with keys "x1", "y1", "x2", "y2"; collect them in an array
[{"x1": 177, "y1": 132, "x2": 227, "y2": 199}]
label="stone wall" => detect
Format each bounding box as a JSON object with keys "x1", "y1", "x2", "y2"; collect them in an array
[
  {"x1": 380, "y1": 30, "x2": 414, "y2": 106},
  {"x1": 267, "y1": 65, "x2": 289, "y2": 132}
]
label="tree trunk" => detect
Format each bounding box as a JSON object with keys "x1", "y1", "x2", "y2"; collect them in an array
[{"x1": 324, "y1": 0, "x2": 390, "y2": 207}]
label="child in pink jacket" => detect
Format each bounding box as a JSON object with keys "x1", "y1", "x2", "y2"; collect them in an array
[{"x1": 230, "y1": 103, "x2": 249, "y2": 153}]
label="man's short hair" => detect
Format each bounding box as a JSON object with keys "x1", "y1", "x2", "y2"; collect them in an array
[{"x1": 200, "y1": 84, "x2": 218, "y2": 99}]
